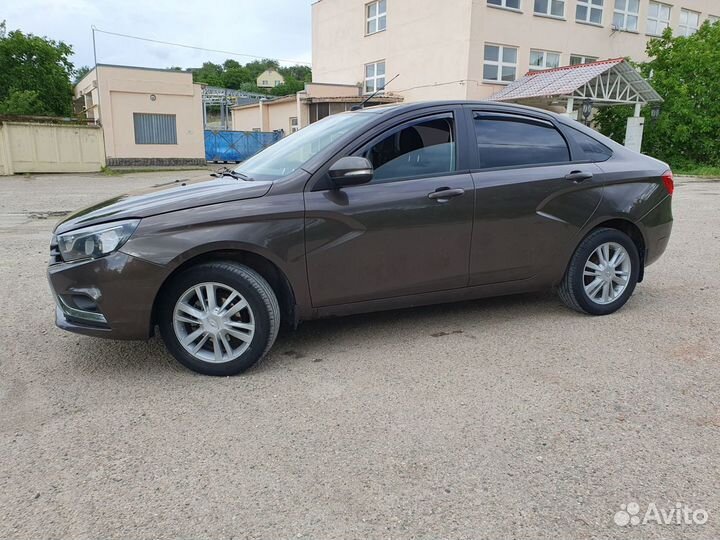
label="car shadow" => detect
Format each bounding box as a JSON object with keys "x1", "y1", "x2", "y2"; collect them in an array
[{"x1": 71, "y1": 291, "x2": 564, "y2": 378}]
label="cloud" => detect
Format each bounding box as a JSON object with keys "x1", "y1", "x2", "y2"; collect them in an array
[{"x1": 4, "y1": 0, "x2": 313, "y2": 69}]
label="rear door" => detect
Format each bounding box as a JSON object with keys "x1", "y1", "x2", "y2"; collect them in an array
[
  {"x1": 304, "y1": 109, "x2": 475, "y2": 307},
  {"x1": 467, "y1": 109, "x2": 604, "y2": 285}
]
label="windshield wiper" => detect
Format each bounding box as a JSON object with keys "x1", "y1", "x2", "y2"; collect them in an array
[{"x1": 211, "y1": 167, "x2": 253, "y2": 181}]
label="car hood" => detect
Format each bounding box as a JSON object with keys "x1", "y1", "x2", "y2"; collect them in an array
[{"x1": 55, "y1": 175, "x2": 273, "y2": 234}]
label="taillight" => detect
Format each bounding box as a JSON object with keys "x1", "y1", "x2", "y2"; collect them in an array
[{"x1": 661, "y1": 170, "x2": 674, "y2": 196}]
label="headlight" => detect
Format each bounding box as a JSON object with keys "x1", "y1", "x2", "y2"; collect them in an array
[{"x1": 57, "y1": 219, "x2": 140, "y2": 262}]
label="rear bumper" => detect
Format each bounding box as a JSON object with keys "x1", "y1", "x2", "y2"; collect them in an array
[
  {"x1": 48, "y1": 251, "x2": 167, "y2": 340},
  {"x1": 640, "y1": 195, "x2": 673, "y2": 267}
]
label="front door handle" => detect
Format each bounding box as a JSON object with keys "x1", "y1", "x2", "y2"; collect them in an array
[
  {"x1": 565, "y1": 170, "x2": 594, "y2": 182},
  {"x1": 428, "y1": 187, "x2": 465, "y2": 201}
]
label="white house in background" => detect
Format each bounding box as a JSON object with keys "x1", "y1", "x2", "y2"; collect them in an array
[
  {"x1": 74, "y1": 64, "x2": 206, "y2": 166},
  {"x1": 311, "y1": 0, "x2": 720, "y2": 102},
  {"x1": 256, "y1": 69, "x2": 286, "y2": 88},
  {"x1": 231, "y1": 82, "x2": 401, "y2": 133}
]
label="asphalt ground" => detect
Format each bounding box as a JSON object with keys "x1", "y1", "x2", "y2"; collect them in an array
[{"x1": 0, "y1": 171, "x2": 718, "y2": 539}]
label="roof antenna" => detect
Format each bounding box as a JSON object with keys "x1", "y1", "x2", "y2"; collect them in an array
[{"x1": 352, "y1": 74, "x2": 399, "y2": 111}]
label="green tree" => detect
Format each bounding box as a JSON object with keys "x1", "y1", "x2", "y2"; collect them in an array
[
  {"x1": 595, "y1": 22, "x2": 720, "y2": 167},
  {"x1": 279, "y1": 65, "x2": 312, "y2": 83},
  {"x1": 73, "y1": 65, "x2": 91, "y2": 84},
  {"x1": 191, "y1": 61, "x2": 224, "y2": 87},
  {"x1": 189, "y1": 58, "x2": 310, "y2": 96},
  {"x1": 0, "y1": 25, "x2": 75, "y2": 116},
  {"x1": 269, "y1": 76, "x2": 305, "y2": 96},
  {"x1": 0, "y1": 89, "x2": 49, "y2": 115}
]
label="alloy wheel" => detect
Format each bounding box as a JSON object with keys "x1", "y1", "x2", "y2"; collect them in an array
[
  {"x1": 172, "y1": 282, "x2": 255, "y2": 363},
  {"x1": 582, "y1": 242, "x2": 631, "y2": 305}
]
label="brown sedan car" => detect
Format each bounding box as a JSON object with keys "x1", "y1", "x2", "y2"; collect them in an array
[{"x1": 48, "y1": 101, "x2": 674, "y2": 375}]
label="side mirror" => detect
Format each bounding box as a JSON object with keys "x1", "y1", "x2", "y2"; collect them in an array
[{"x1": 328, "y1": 156, "x2": 373, "y2": 187}]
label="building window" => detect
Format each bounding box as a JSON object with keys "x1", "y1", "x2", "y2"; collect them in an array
[
  {"x1": 534, "y1": 0, "x2": 564, "y2": 18},
  {"x1": 483, "y1": 44, "x2": 518, "y2": 83},
  {"x1": 679, "y1": 9, "x2": 700, "y2": 36},
  {"x1": 290, "y1": 117, "x2": 299, "y2": 133},
  {"x1": 576, "y1": 0, "x2": 604, "y2": 25},
  {"x1": 646, "y1": 2, "x2": 671, "y2": 35},
  {"x1": 569, "y1": 54, "x2": 599, "y2": 65},
  {"x1": 366, "y1": 0, "x2": 387, "y2": 34},
  {"x1": 613, "y1": 0, "x2": 639, "y2": 31},
  {"x1": 708, "y1": 15, "x2": 719, "y2": 24},
  {"x1": 275, "y1": 80, "x2": 282, "y2": 87},
  {"x1": 487, "y1": 0, "x2": 521, "y2": 10},
  {"x1": 262, "y1": 80, "x2": 268, "y2": 86},
  {"x1": 529, "y1": 49, "x2": 561, "y2": 71},
  {"x1": 364, "y1": 60, "x2": 386, "y2": 93},
  {"x1": 133, "y1": 113, "x2": 177, "y2": 145}
]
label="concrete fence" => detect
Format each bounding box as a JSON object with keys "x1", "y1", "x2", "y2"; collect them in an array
[{"x1": 0, "y1": 120, "x2": 106, "y2": 175}]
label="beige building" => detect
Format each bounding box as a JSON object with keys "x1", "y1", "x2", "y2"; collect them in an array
[
  {"x1": 256, "y1": 69, "x2": 286, "y2": 88},
  {"x1": 74, "y1": 65, "x2": 206, "y2": 166},
  {"x1": 231, "y1": 82, "x2": 401, "y2": 133},
  {"x1": 312, "y1": 0, "x2": 719, "y2": 102}
]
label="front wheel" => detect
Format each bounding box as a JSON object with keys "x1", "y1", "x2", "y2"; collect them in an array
[
  {"x1": 559, "y1": 228, "x2": 640, "y2": 315},
  {"x1": 158, "y1": 262, "x2": 280, "y2": 376}
]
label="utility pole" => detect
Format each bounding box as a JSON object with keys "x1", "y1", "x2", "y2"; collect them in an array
[{"x1": 91, "y1": 25, "x2": 102, "y2": 126}]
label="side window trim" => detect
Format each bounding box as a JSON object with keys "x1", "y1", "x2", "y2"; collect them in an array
[
  {"x1": 470, "y1": 109, "x2": 579, "y2": 171},
  {"x1": 350, "y1": 111, "x2": 459, "y2": 184}
]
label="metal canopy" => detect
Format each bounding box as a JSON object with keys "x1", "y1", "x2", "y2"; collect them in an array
[
  {"x1": 201, "y1": 86, "x2": 272, "y2": 130},
  {"x1": 489, "y1": 58, "x2": 663, "y2": 106}
]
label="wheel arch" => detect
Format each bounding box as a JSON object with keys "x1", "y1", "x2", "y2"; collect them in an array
[
  {"x1": 584, "y1": 217, "x2": 647, "y2": 283},
  {"x1": 150, "y1": 249, "x2": 298, "y2": 335}
]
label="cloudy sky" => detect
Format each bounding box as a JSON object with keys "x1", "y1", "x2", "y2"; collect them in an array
[{"x1": 4, "y1": 0, "x2": 314, "y2": 70}]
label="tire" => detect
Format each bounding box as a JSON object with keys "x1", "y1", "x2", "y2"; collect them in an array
[
  {"x1": 158, "y1": 262, "x2": 280, "y2": 376},
  {"x1": 559, "y1": 228, "x2": 640, "y2": 316}
]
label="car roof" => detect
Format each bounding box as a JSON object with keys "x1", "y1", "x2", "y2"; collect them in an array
[{"x1": 359, "y1": 100, "x2": 558, "y2": 119}]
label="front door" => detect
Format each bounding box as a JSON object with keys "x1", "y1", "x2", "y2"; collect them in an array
[{"x1": 304, "y1": 112, "x2": 475, "y2": 307}]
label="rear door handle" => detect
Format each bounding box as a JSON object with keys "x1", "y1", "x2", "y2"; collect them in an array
[
  {"x1": 428, "y1": 187, "x2": 465, "y2": 201},
  {"x1": 565, "y1": 171, "x2": 594, "y2": 182}
]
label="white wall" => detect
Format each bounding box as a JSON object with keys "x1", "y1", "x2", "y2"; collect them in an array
[{"x1": 0, "y1": 121, "x2": 105, "y2": 175}]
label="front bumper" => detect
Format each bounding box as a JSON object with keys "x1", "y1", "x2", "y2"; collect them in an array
[{"x1": 48, "y1": 251, "x2": 168, "y2": 340}]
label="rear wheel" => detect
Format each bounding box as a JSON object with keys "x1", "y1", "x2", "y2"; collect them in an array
[
  {"x1": 559, "y1": 228, "x2": 640, "y2": 315},
  {"x1": 158, "y1": 262, "x2": 280, "y2": 376}
]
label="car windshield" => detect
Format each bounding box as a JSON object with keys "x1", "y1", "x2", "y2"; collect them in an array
[{"x1": 234, "y1": 112, "x2": 376, "y2": 180}]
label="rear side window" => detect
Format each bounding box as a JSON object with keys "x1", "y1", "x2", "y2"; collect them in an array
[
  {"x1": 566, "y1": 127, "x2": 613, "y2": 162},
  {"x1": 473, "y1": 113, "x2": 570, "y2": 169},
  {"x1": 363, "y1": 116, "x2": 456, "y2": 183}
]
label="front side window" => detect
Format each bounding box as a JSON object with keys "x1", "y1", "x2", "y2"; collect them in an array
[
  {"x1": 483, "y1": 44, "x2": 518, "y2": 83},
  {"x1": 364, "y1": 61, "x2": 386, "y2": 94},
  {"x1": 613, "y1": 0, "x2": 639, "y2": 31},
  {"x1": 576, "y1": 0, "x2": 604, "y2": 24},
  {"x1": 133, "y1": 113, "x2": 177, "y2": 145},
  {"x1": 366, "y1": 0, "x2": 387, "y2": 34},
  {"x1": 529, "y1": 49, "x2": 561, "y2": 71},
  {"x1": 534, "y1": 0, "x2": 565, "y2": 17},
  {"x1": 570, "y1": 54, "x2": 599, "y2": 65},
  {"x1": 474, "y1": 113, "x2": 570, "y2": 169},
  {"x1": 679, "y1": 9, "x2": 700, "y2": 36},
  {"x1": 362, "y1": 116, "x2": 456, "y2": 183},
  {"x1": 647, "y1": 1, "x2": 671, "y2": 35},
  {"x1": 487, "y1": 0, "x2": 521, "y2": 9}
]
